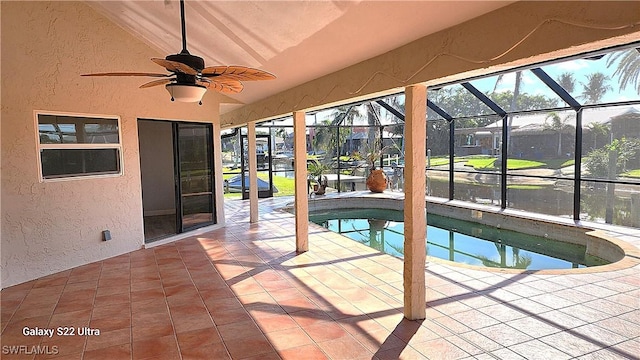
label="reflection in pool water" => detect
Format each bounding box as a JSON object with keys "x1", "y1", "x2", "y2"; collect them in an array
[{"x1": 310, "y1": 209, "x2": 610, "y2": 270}]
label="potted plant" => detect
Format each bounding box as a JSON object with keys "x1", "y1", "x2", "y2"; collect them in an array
[
  {"x1": 357, "y1": 138, "x2": 389, "y2": 193},
  {"x1": 307, "y1": 161, "x2": 330, "y2": 195}
]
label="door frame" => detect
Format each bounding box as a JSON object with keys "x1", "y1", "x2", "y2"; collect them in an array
[
  {"x1": 174, "y1": 121, "x2": 216, "y2": 233},
  {"x1": 139, "y1": 118, "x2": 216, "y2": 242}
]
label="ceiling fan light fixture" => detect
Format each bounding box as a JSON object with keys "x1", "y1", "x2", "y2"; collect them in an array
[
  {"x1": 82, "y1": 0, "x2": 274, "y2": 103},
  {"x1": 166, "y1": 83, "x2": 207, "y2": 103}
]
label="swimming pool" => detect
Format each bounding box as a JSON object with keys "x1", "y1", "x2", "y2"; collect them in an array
[{"x1": 309, "y1": 208, "x2": 610, "y2": 270}]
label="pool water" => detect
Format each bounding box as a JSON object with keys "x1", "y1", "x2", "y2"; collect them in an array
[{"x1": 310, "y1": 209, "x2": 610, "y2": 270}]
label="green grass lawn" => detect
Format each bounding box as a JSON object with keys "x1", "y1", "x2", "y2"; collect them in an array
[
  {"x1": 507, "y1": 184, "x2": 546, "y2": 190},
  {"x1": 270, "y1": 174, "x2": 295, "y2": 196},
  {"x1": 506, "y1": 159, "x2": 547, "y2": 170},
  {"x1": 622, "y1": 169, "x2": 640, "y2": 178},
  {"x1": 222, "y1": 167, "x2": 241, "y2": 175},
  {"x1": 428, "y1": 157, "x2": 465, "y2": 167},
  {"x1": 221, "y1": 155, "x2": 583, "y2": 199},
  {"x1": 223, "y1": 172, "x2": 296, "y2": 198},
  {"x1": 432, "y1": 155, "x2": 561, "y2": 170},
  {"x1": 463, "y1": 157, "x2": 560, "y2": 171},
  {"x1": 429, "y1": 157, "x2": 450, "y2": 166},
  {"x1": 464, "y1": 157, "x2": 498, "y2": 169}
]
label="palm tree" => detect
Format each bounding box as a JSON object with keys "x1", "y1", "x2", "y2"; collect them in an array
[
  {"x1": 331, "y1": 105, "x2": 361, "y2": 154},
  {"x1": 587, "y1": 122, "x2": 610, "y2": 150},
  {"x1": 310, "y1": 118, "x2": 332, "y2": 154},
  {"x1": 544, "y1": 112, "x2": 575, "y2": 157},
  {"x1": 366, "y1": 102, "x2": 381, "y2": 139},
  {"x1": 379, "y1": 95, "x2": 406, "y2": 159},
  {"x1": 364, "y1": 102, "x2": 382, "y2": 167},
  {"x1": 606, "y1": 48, "x2": 640, "y2": 94},
  {"x1": 493, "y1": 72, "x2": 523, "y2": 153},
  {"x1": 579, "y1": 72, "x2": 613, "y2": 103},
  {"x1": 331, "y1": 105, "x2": 361, "y2": 126},
  {"x1": 556, "y1": 72, "x2": 576, "y2": 93}
]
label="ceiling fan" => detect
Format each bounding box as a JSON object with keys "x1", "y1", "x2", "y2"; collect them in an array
[{"x1": 82, "y1": 0, "x2": 275, "y2": 104}]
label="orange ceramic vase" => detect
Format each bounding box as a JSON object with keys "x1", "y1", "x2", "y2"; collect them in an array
[{"x1": 366, "y1": 169, "x2": 388, "y2": 193}]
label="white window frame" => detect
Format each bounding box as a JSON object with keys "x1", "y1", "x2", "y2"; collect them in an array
[{"x1": 34, "y1": 110, "x2": 124, "y2": 182}]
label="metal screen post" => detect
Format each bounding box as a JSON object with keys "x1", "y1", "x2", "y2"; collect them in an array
[
  {"x1": 501, "y1": 114, "x2": 508, "y2": 209},
  {"x1": 574, "y1": 109, "x2": 583, "y2": 220}
]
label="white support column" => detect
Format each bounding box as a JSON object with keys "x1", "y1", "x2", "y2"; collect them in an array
[
  {"x1": 247, "y1": 122, "x2": 259, "y2": 223},
  {"x1": 212, "y1": 121, "x2": 225, "y2": 226},
  {"x1": 403, "y1": 84, "x2": 427, "y2": 320},
  {"x1": 293, "y1": 111, "x2": 309, "y2": 252}
]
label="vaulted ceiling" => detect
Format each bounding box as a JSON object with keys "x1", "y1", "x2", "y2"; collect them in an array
[{"x1": 89, "y1": 1, "x2": 513, "y2": 114}]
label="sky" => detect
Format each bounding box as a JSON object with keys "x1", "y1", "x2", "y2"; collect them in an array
[
  {"x1": 473, "y1": 48, "x2": 640, "y2": 105},
  {"x1": 284, "y1": 47, "x2": 640, "y2": 126}
]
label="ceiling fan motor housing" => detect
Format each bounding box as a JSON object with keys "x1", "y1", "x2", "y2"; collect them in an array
[
  {"x1": 167, "y1": 52, "x2": 203, "y2": 84},
  {"x1": 166, "y1": 52, "x2": 204, "y2": 71}
]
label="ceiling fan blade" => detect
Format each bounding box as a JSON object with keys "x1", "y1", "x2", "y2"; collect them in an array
[
  {"x1": 201, "y1": 66, "x2": 276, "y2": 81},
  {"x1": 152, "y1": 58, "x2": 197, "y2": 75},
  {"x1": 196, "y1": 79, "x2": 211, "y2": 89},
  {"x1": 207, "y1": 78, "x2": 244, "y2": 94},
  {"x1": 82, "y1": 72, "x2": 170, "y2": 77},
  {"x1": 140, "y1": 78, "x2": 174, "y2": 88}
]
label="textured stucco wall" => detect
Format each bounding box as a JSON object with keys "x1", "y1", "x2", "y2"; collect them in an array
[
  {"x1": 1, "y1": 1, "x2": 222, "y2": 288},
  {"x1": 221, "y1": 1, "x2": 640, "y2": 125}
]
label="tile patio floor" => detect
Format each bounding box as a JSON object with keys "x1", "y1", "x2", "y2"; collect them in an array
[{"x1": 1, "y1": 197, "x2": 639, "y2": 359}]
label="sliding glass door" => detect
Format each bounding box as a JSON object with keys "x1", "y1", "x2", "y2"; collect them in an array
[
  {"x1": 139, "y1": 119, "x2": 215, "y2": 243},
  {"x1": 176, "y1": 122, "x2": 215, "y2": 232}
]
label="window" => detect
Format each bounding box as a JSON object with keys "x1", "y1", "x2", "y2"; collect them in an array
[{"x1": 36, "y1": 112, "x2": 122, "y2": 180}]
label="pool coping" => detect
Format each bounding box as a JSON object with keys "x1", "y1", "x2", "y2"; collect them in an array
[{"x1": 290, "y1": 191, "x2": 640, "y2": 275}]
